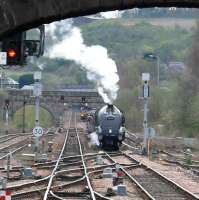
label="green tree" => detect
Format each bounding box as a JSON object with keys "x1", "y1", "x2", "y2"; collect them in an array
[{"x1": 18, "y1": 74, "x2": 34, "y2": 88}]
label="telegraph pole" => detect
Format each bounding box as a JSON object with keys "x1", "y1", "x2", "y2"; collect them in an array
[{"x1": 142, "y1": 73, "x2": 150, "y2": 156}]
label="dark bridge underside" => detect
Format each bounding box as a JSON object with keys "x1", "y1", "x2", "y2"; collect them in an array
[{"x1": 0, "y1": 0, "x2": 199, "y2": 39}]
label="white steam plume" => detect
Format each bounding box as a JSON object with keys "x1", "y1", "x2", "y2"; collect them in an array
[
  {"x1": 90, "y1": 132, "x2": 100, "y2": 146},
  {"x1": 47, "y1": 20, "x2": 119, "y2": 103}
]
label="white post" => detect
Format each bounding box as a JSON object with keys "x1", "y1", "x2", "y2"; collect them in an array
[{"x1": 0, "y1": 52, "x2": 7, "y2": 89}]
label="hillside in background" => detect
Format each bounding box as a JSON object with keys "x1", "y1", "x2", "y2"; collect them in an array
[
  {"x1": 80, "y1": 18, "x2": 198, "y2": 137},
  {"x1": 3, "y1": 17, "x2": 199, "y2": 137},
  {"x1": 6, "y1": 18, "x2": 193, "y2": 88}
]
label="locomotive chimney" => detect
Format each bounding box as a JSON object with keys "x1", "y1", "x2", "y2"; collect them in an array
[{"x1": 107, "y1": 103, "x2": 114, "y2": 112}]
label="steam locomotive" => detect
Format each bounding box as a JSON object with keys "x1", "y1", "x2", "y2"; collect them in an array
[{"x1": 88, "y1": 104, "x2": 125, "y2": 149}]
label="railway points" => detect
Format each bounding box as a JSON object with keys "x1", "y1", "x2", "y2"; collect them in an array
[{"x1": 0, "y1": 109, "x2": 198, "y2": 199}]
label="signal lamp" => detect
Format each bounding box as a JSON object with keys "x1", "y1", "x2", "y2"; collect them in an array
[
  {"x1": 8, "y1": 49, "x2": 17, "y2": 58},
  {"x1": 1, "y1": 32, "x2": 25, "y2": 65}
]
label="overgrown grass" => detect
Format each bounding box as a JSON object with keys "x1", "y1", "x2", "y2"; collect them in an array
[{"x1": 13, "y1": 105, "x2": 53, "y2": 130}]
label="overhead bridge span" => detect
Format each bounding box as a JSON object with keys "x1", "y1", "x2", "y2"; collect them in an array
[
  {"x1": 0, "y1": 0, "x2": 199, "y2": 38},
  {"x1": 7, "y1": 88, "x2": 103, "y2": 125}
]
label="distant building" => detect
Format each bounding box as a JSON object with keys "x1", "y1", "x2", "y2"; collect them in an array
[
  {"x1": 21, "y1": 85, "x2": 34, "y2": 90},
  {"x1": 168, "y1": 62, "x2": 186, "y2": 73}
]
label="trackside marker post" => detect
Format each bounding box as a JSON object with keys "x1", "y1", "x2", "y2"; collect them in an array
[
  {"x1": 0, "y1": 52, "x2": 7, "y2": 65},
  {"x1": 33, "y1": 126, "x2": 43, "y2": 137}
]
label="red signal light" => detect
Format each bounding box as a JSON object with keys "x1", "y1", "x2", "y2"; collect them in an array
[{"x1": 8, "y1": 49, "x2": 17, "y2": 58}]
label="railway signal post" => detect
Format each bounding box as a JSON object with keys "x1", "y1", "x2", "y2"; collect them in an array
[
  {"x1": 4, "y1": 100, "x2": 9, "y2": 134},
  {"x1": 142, "y1": 73, "x2": 150, "y2": 156},
  {"x1": 33, "y1": 71, "x2": 42, "y2": 153},
  {"x1": 6, "y1": 153, "x2": 11, "y2": 180}
]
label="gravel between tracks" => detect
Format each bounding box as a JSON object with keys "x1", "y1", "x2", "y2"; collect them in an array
[{"x1": 126, "y1": 151, "x2": 199, "y2": 197}]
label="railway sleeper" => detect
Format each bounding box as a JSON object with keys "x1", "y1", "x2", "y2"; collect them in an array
[
  {"x1": 154, "y1": 193, "x2": 188, "y2": 200},
  {"x1": 52, "y1": 191, "x2": 90, "y2": 197},
  {"x1": 56, "y1": 175, "x2": 83, "y2": 181}
]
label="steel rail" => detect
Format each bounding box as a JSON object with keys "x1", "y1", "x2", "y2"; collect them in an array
[
  {"x1": 7, "y1": 175, "x2": 50, "y2": 190},
  {"x1": 0, "y1": 128, "x2": 53, "y2": 160},
  {"x1": 0, "y1": 133, "x2": 32, "y2": 139},
  {"x1": 50, "y1": 164, "x2": 138, "y2": 199},
  {"x1": 123, "y1": 141, "x2": 139, "y2": 150},
  {"x1": 11, "y1": 173, "x2": 85, "y2": 198},
  {"x1": 0, "y1": 144, "x2": 28, "y2": 160},
  {"x1": 37, "y1": 154, "x2": 118, "y2": 170},
  {"x1": 126, "y1": 130, "x2": 138, "y2": 139},
  {"x1": 105, "y1": 152, "x2": 157, "y2": 200},
  {"x1": 94, "y1": 191, "x2": 112, "y2": 200},
  {"x1": 121, "y1": 167, "x2": 156, "y2": 200},
  {"x1": 49, "y1": 191, "x2": 65, "y2": 200},
  {"x1": 49, "y1": 176, "x2": 87, "y2": 199},
  {"x1": 34, "y1": 152, "x2": 120, "y2": 168},
  {"x1": 12, "y1": 176, "x2": 85, "y2": 198},
  {"x1": 0, "y1": 136, "x2": 29, "y2": 151},
  {"x1": 161, "y1": 150, "x2": 199, "y2": 166},
  {"x1": 74, "y1": 112, "x2": 96, "y2": 200},
  {"x1": 55, "y1": 163, "x2": 118, "y2": 177},
  {"x1": 50, "y1": 190, "x2": 89, "y2": 200},
  {"x1": 43, "y1": 111, "x2": 72, "y2": 200},
  {"x1": 0, "y1": 136, "x2": 18, "y2": 144},
  {"x1": 123, "y1": 152, "x2": 199, "y2": 200}
]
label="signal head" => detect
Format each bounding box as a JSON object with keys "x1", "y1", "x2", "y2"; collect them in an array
[{"x1": 8, "y1": 49, "x2": 17, "y2": 58}]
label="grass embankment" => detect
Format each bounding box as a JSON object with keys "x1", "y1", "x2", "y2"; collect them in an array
[{"x1": 13, "y1": 105, "x2": 53, "y2": 130}]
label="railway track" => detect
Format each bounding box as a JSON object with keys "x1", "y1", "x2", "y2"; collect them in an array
[
  {"x1": 45, "y1": 113, "x2": 131, "y2": 200},
  {"x1": 0, "y1": 135, "x2": 19, "y2": 144},
  {"x1": 104, "y1": 151, "x2": 199, "y2": 200},
  {"x1": 0, "y1": 135, "x2": 30, "y2": 153},
  {"x1": 0, "y1": 133, "x2": 32, "y2": 164},
  {"x1": 39, "y1": 111, "x2": 95, "y2": 200},
  {"x1": 5, "y1": 112, "x2": 199, "y2": 200},
  {"x1": 0, "y1": 128, "x2": 54, "y2": 160},
  {"x1": 158, "y1": 150, "x2": 199, "y2": 182},
  {"x1": 8, "y1": 123, "x2": 69, "y2": 199}
]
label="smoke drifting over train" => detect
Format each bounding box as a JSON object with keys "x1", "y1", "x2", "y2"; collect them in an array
[{"x1": 46, "y1": 19, "x2": 119, "y2": 103}]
